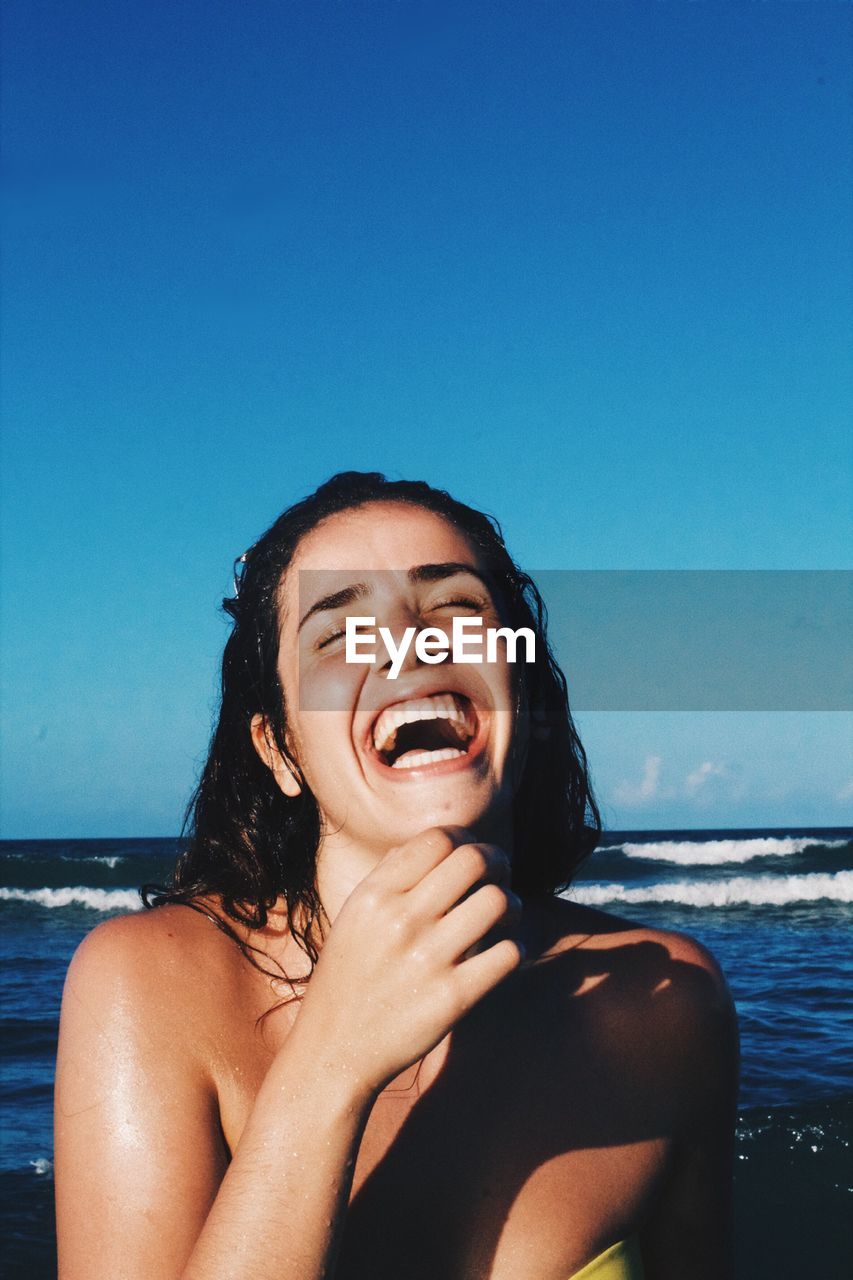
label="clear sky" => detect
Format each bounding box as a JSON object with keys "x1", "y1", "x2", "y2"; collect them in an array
[{"x1": 2, "y1": 1, "x2": 851, "y2": 838}]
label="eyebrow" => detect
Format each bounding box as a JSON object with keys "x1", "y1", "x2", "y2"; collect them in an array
[{"x1": 297, "y1": 562, "x2": 494, "y2": 632}]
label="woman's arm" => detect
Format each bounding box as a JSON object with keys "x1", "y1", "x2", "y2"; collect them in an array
[
  {"x1": 54, "y1": 918, "x2": 374, "y2": 1280},
  {"x1": 55, "y1": 826, "x2": 523, "y2": 1280}
]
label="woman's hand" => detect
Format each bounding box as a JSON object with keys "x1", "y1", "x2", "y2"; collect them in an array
[{"x1": 291, "y1": 825, "x2": 524, "y2": 1098}]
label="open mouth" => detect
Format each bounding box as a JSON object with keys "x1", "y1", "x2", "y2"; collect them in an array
[{"x1": 370, "y1": 692, "x2": 480, "y2": 771}]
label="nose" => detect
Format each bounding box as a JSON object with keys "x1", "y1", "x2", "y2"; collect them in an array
[
  {"x1": 375, "y1": 596, "x2": 450, "y2": 680},
  {"x1": 376, "y1": 606, "x2": 426, "y2": 679}
]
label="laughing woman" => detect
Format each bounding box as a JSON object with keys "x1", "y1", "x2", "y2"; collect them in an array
[{"x1": 54, "y1": 472, "x2": 737, "y2": 1280}]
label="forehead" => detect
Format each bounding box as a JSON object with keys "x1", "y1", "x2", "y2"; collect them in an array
[{"x1": 286, "y1": 501, "x2": 482, "y2": 578}]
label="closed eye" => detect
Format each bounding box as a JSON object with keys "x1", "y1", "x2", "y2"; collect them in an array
[
  {"x1": 316, "y1": 597, "x2": 487, "y2": 649},
  {"x1": 430, "y1": 596, "x2": 486, "y2": 612},
  {"x1": 316, "y1": 625, "x2": 346, "y2": 650}
]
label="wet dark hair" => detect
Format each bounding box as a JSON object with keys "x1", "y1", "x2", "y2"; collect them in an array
[{"x1": 142, "y1": 471, "x2": 601, "y2": 987}]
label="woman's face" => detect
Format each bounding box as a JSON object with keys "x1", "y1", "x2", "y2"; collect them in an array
[{"x1": 267, "y1": 501, "x2": 529, "y2": 857}]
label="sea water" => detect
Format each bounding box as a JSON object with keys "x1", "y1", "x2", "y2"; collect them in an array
[{"x1": 1, "y1": 829, "x2": 850, "y2": 1277}]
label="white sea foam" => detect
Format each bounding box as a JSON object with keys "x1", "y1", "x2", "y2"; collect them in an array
[
  {"x1": 567, "y1": 870, "x2": 853, "y2": 908},
  {"x1": 0, "y1": 886, "x2": 141, "y2": 911},
  {"x1": 598, "y1": 837, "x2": 849, "y2": 866},
  {"x1": 1, "y1": 852, "x2": 124, "y2": 867}
]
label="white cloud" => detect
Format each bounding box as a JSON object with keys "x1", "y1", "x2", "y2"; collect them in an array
[
  {"x1": 836, "y1": 778, "x2": 853, "y2": 803},
  {"x1": 685, "y1": 760, "x2": 726, "y2": 795},
  {"x1": 614, "y1": 754, "x2": 664, "y2": 805}
]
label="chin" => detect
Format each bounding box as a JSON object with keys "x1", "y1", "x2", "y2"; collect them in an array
[{"x1": 385, "y1": 782, "x2": 512, "y2": 846}]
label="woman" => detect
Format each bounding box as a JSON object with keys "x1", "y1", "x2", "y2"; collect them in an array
[{"x1": 54, "y1": 472, "x2": 738, "y2": 1280}]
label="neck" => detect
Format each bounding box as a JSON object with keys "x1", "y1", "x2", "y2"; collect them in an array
[{"x1": 314, "y1": 807, "x2": 515, "y2": 927}]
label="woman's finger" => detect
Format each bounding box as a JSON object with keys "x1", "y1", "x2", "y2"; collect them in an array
[
  {"x1": 453, "y1": 936, "x2": 526, "y2": 1011},
  {"x1": 432, "y1": 882, "x2": 522, "y2": 961},
  {"x1": 371, "y1": 825, "x2": 477, "y2": 894},
  {"x1": 412, "y1": 841, "x2": 512, "y2": 918}
]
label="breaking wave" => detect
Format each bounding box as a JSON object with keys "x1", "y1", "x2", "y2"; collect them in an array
[
  {"x1": 569, "y1": 870, "x2": 853, "y2": 908},
  {"x1": 0, "y1": 886, "x2": 142, "y2": 912},
  {"x1": 599, "y1": 836, "x2": 849, "y2": 866}
]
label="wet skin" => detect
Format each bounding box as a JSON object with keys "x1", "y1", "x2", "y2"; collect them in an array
[
  {"x1": 79, "y1": 891, "x2": 735, "y2": 1280},
  {"x1": 54, "y1": 503, "x2": 737, "y2": 1280}
]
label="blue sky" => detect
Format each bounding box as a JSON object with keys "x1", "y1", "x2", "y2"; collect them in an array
[{"x1": 2, "y1": 1, "x2": 851, "y2": 837}]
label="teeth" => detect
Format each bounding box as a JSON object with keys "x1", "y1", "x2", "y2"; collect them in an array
[
  {"x1": 372, "y1": 693, "x2": 475, "y2": 757},
  {"x1": 391, "y1": 747, "x2": 466, "y2": 770}
]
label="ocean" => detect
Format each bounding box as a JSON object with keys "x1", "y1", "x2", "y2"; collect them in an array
[{"x1": 1, "y1": 829, "x2": 851, "y2": 1277}]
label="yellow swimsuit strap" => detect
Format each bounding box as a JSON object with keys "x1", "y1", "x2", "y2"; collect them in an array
[{"x1": 569, "y1": 1236, "x2": 644, "y2": 1280}]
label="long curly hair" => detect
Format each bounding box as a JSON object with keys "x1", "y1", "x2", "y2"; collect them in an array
[{"x1": 142, "y1": 471, "x2": 601, "y2": 988}]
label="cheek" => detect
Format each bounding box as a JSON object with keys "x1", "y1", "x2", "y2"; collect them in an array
[
  {"x1": 288, "y1": 649, "x2": 362, "y2": 715},
  {"x1": 494, "y1": 703, "x2": 524, "y2": 760},
  {"x1": 491, "y1": 658, "x2": 523, "y2": 720},
  {"x1": 277, "y1": 656, "x2": 346, "y2": 771},
  {"x1": 279, "y1": 650, "x2": 364, "y2": 803},
  {"x1": 293, "y1": 712, "x2": 350, "y2": 784},
  {"x1": 287, "y1": 713, "x2": 358, "y2": 828}
]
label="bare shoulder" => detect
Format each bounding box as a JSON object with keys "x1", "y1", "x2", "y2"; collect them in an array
[
  {"x1": 67, "y1": 899, "x2": 234, "y2": 972},
  {"x1": 529, "y1": 897, "x2": 738, "y2": 1105},
  {"x1": 60, "y1": 903, "x2": 243, "y2": 1081},
  {"x1": 66, "y1": 900, "x2": 227, "y2": 981},
  {"x1": 542, "y1": 896, "x2": 732, "y2": 999},
  {"x1": 535, "y1": 896, "x2": 727, "y2": 972},
  {"x1": 55, "y1": 905, "x2": 242, "y2": 1277}
]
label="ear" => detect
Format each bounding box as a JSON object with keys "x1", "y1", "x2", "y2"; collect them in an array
[{"x1": 250, "y1": 714, "x2": 303, "y2": 797}]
